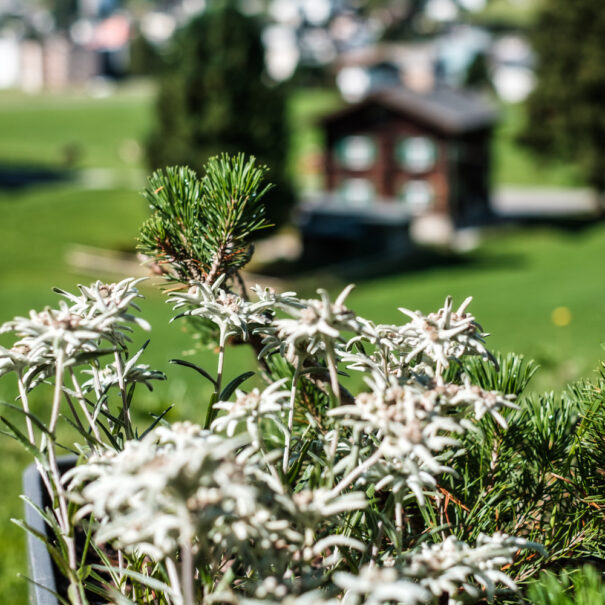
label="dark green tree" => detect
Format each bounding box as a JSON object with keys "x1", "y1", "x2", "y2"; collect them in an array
[
  {"x1": 147, "y1": 1, "x2": 293, "y2": 227},
  {"x1": 521, "y1": 0, "x2": 605, "y2": 195},
  {"x1": 464, "y1": 51, "x2": 493, "y2": 92}
]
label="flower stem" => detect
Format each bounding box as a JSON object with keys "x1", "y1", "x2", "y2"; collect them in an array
[
  {"x1": 328, "y1": 448, "x2": 382, "y2": 498},
  {"x1": 282, "y1": 356, "x2": 303, "y2": 474},
  {"x1": 16, "y1": 372, "x2": 35, "y2": 443},
  {"x1": 70, "y1": 368, "x2": 102, "y2": 443},
  {"x1": 47, "y1": 351, "x2": 83, "y2": 604},
  {"x1": 181, "y1": 540, "x2": 195, "y2": 605},
  {"x1": 49, "y1": 350, "x2": 64, "y2": 436},
  {"x1": 326, "y1": 346, "x2": 341, "y2": 408},
  {"x1": 16, "y1": 372, "x2": 54, "y2": 498},
  {"x1": 114, "y1": 351, "x2": 133, "y2": 440},
  {"x1": 204, "y1": 326, "x2": 227, "y2": 430},
  {"x1": 166, "y1": 557, "x2": 183, "y2": 604}
]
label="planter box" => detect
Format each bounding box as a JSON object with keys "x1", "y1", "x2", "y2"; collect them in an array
[{"x1": 23, "y1": 458, "x2": 76, "y2": 605}]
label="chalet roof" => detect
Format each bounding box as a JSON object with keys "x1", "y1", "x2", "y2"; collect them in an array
[{"x1": 322, "y1": 86, "x2": 498, "y2": 135}]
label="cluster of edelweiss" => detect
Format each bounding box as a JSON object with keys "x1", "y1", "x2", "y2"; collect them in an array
[{"x1": 2, "y1": 276, "x2": 540, "y2": 605}]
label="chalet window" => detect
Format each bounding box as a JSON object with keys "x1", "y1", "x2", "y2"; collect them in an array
[
  {"x1": 335, "y1": 135, "x2": 377, "y2": 170},
  {"x1": 338, "y1": 178, "x2": 375, "y2": 207},
  {"x1": 400, "y1": 180, "x2": 434, "y2": 214},
  {"x1": 396, "y1": 136, "x2": 436, "y2": 173}
]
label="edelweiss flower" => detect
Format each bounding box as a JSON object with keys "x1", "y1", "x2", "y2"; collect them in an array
[
  {"x1": 55, "y1": 277, "x2": 150, "y2": 332},
  {"x1": 342, "y1": 319, "x2": 402, "y2": 385},
  {"x1": 261, "y1": 285, "x2": 361, "y2": 363},
  {"x1": 0, "y1": 343, "x2": 34, "y2": 378},
  {"x1": 0, "y1": 280, "x2": 152, "y2": 384},
  {"x1": 81, "y1": 342, "x2": 165, "y2": 394},
  {"x1": 402, "y1": 533, "x2": 544, "y2": 602},
  {"x1": 1, "y1": 301, "x2": 128, "y2": 371},
  {"x1": 65, "y1": 423, "x2": 303, "y2": 561},
  {"x1": 398, "y1": 296, "x2": 491, "y2": 371},
  {"x1": 169, "y1": 274, "x2": 274, "y2": 340},
  {"x1": 212, "y1": 379, "x2": 290, "y2": 447},
  {"x1": 250, "y1": 285, "x2": 303, "y2": 312},
  {"x1": 439, "y1": 375, "x2": 518, "y2": 428},
  {"x1": 292, "y1": 488, "x2": 367, "y2": 523},
  {"x1": 334, "y1": 565, "x2": 430, "y2": 605},
  {"x1": 330, "y1": 381, "x2": 462, "y2": 504}
]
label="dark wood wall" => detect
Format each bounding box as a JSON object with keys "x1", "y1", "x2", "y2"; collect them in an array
[{"x1": 323, "y1": 108, "x2": 492, "y2": 222}]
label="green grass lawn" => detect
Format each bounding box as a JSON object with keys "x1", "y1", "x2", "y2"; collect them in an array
[
  {"x1": 347, "y1": 225, "x2": 605, "y2": 394},
  {"x1": 0, "y1": 83, "x2": 600, "y2": 601},
  {"x1": 0, "y1": 81, "x2": 153, "y2": 172}
]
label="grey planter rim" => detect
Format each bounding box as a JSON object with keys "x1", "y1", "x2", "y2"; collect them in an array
[{"x1": 23, "y1": 456, "x2": 77, "y2": 605}]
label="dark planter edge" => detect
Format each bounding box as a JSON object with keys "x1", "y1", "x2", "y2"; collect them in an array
[
  {"x1": 23, "y1": 462, "x2": 59, "y2": 605},
  {"x1": 23, "y1": 457, "x2": 77, "y2": 605}
]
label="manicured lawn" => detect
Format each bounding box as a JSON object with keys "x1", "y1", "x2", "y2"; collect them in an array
[
  {"x1": 0, "y1": 81, "x2": 153, "y2": 172},
  {"x1": 0, "y1": 82, "x2": 599, "y2": 601},
  {"x1": 347, "y1": 224, "x2": 605, "y2": 394}
]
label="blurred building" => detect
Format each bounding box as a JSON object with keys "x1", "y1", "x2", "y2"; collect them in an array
[{"x1": 298, "y1": 85, "x2": 498, "y2": 258}]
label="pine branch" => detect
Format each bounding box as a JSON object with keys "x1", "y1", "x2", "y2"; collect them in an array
[{"x1": 137, "y1": 154, "x2": 272, "y2": 285}]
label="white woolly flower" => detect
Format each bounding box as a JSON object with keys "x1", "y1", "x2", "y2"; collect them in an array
[
  {"x1": 0, "y1": 343, "x2": 35, "y2": 379},
  {"x1": 55, "y1": 277, "x2": 150, "y2": 332},
  {"x1": 169, "y1": 274, "x2": 274, "y2": 339},
  {"x1": 250, "y1": 285, "x2": 303, "y2": 312},
  {"x1": 260, "y1": 285, "x2": 361, "y2": 363},
  {"x1": 330, "y1": 368, "x2": 519, "y2": 509},
  {"x1": 292, "y1": 489, "x2": 368, "y2": 523},
  {"x1": 334, "y1": 565, "x2": 431, "y2": 605},
  {"x1": 398, "y1": 296, "x2": 491, "y2": 372},
  {"x1": 343, "y1": 318, "x2": 405, "y2": 383},
  {"x1": 212, "y1": 379, "x2": 291, "y2": 447},
  {"x1": 0, "y1": 279, "x2": 151, "y2": 385},
  {"x1": 402, "y1": 533, "x2": 544, "y2": 602},
  {"x1": 330, "y1": 382, "x2": 462, "y2": 504},
  {"x1": 443, "y1": 375, "x2": 518, "y2": 428},
  {"x1": 81, "y1": 342, "x2": 165, "y2": 393},
  {"x1": 3, "y1": 302, "x2": 114, "y2": 353},
  {"x1": 65, "y1": 423, "x2": 303, "y2": 561}
]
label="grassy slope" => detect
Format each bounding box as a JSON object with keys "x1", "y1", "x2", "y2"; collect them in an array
[
  {"x1": 347, "y1": 225, "x2": 605, "y2": 394},
  {"x1": 0, "y1": 82, "x2": 153, "y2": 171},
  {"x1": 0, "y1": 84, "x2": 599, "y2": 601}
]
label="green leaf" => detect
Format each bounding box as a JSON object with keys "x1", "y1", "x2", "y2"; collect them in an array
[
  {"x1": 140, "y1": 404, "x2": 175, "y2": 439},
  {"x1": 73, "y1": 349, "x2": 118, "y2": 364},
  {"x1": 91, "y1": 564, "x2": 177, "y2": 597},
  {"x1": 1, "y1": 416, "x2": 48, "y2": 468},
  {"x1": 18, "y1": 574, "x2": 70, "y2": 605},
  {"x1": 220, "y1": 371, "x2": 255, "y2": 401},
  {"x1": 0, "y1": 402, "x2": 52, "y2": 436},
  {"x1": 12, "y1": 518, "x2": 72, "y2": 580},
  {"x1": 287, "y1": 438, "x2": 313, "y2": 485},
  {"x1": 169, "y1": 359, "x2": 217, "y2": 387},
  {"x1": 62, "y1": 415, "x2": 103, "y2": 451}
]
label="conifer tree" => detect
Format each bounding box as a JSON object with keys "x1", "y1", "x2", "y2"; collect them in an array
[
  {"x1": 522, "y1": 0, "x2": 605, "y2": 195},
  {"x1": 146, "y1": 1, "x2": 293, "y2": 227}
]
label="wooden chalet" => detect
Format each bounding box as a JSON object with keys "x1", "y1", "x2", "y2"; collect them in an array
[{"x1": 297, "y1": 86, "x2": 498, "y2": 260}]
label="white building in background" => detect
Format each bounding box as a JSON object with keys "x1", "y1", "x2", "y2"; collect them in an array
[
  {"x1": 263, "y1": 24, "x2": 300, "y2": 81},
  {"x1": 20, "y1": 39, "x2": 44, "y2": 92},
  {"x1": 0, "y1": 36, "x2": 20, "y2": 88},
  {"x1": 491, "y1": 35, "x2": 535, "y2": 103}
]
